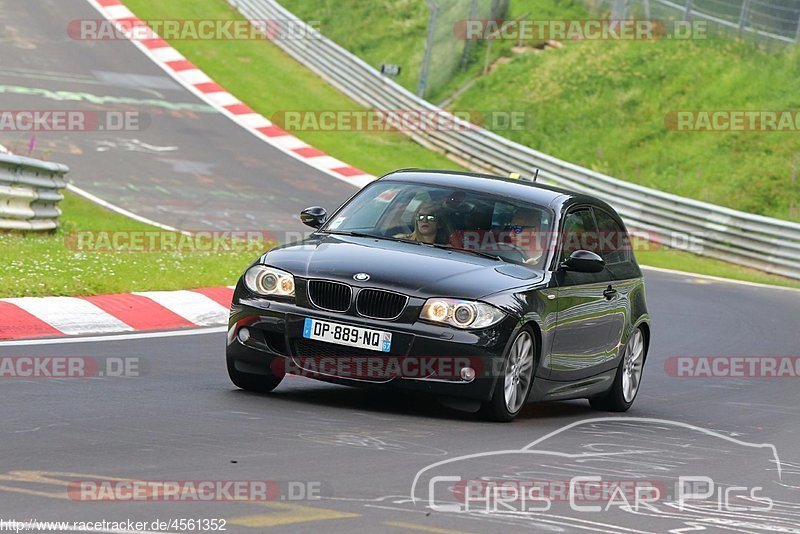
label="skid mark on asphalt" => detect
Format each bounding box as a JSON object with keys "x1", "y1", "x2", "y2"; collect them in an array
[
  {"x1": 297, "y1": 430, "x2": 449, "y2": 456},
  {"x1": 228, "y1": 502, "x2": 359, "y2": 528}
]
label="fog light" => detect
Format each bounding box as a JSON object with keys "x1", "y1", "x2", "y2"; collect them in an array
[
  {"x1": 237, "y1": 327, "x2": 251, "y2": 343},
  {"x1": 460, "y1": 366, "x2": 475, "y2": 382}
]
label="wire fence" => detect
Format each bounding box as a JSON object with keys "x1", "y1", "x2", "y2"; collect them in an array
[
  {"x1": 417, "y1": 0, "x2": 508, "y2": 99},
  {"x1": 592, "y1": 0, "x2": 800, "y2": 44}
]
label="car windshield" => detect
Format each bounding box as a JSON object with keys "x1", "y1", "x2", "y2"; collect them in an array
[{"x1": 320, "y1": 181, "x2": 554, "y2": 269}]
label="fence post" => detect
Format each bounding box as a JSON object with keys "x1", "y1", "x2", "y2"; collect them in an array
[
  {"x1": 738, "y1": 0, "x2": 751, "y2": 34},
  {"x1": 460, "y1": 0, "x2": 478, "y2": 71},
  {"x1": 795, "y1": 13, "x2": 800, "y2": 42},
  {"x1": 417, "y1": 0, "x2": 439, "y2": 98},
  {"x1": 612, "y1": 0, "x2": 627, "y2": 19},
  {"x1": 643, "y1": 0, "x2": 651, "y2": 19},
  {"x1": 684, "y1": 0, "x2": 694, "y2": 21}
]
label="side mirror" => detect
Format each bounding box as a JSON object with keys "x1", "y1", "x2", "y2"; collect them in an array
[
  {"x1": 560, "y1": 250, "x2": 605, "y2": 273},
  {"x1": 300, "y1": 206, "x2": 327, "y2": 229}
]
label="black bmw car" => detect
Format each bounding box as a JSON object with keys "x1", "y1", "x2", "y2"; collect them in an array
[{"x1": 226, "y1": 169, "x2": 651, "y2": 421}]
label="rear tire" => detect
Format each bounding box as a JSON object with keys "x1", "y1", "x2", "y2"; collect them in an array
[
  {"x1": 589, "y1": 327, "x2": 646, "y2": 412},
  {"x1": 480, "y1": 328, "x2": 536, "y2": 422},
  {"x1": 227, "y1": 358, "x2": 283, "y2": 393}
]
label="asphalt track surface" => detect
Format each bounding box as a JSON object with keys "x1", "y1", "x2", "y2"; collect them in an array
[{"x1": 1, "y1": 1, "x2": 800, "y2": 533}]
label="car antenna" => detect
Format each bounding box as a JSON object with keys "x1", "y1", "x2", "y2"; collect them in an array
[{"x1": 508, "y1": 170, "x2": 539, "y2": 183}]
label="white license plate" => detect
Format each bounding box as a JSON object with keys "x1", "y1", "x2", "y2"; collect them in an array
[{"x1": 302, "y1": 318, "x2": 392, "y2": 352}]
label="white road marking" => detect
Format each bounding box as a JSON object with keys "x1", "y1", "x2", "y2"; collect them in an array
[
  {"x1": 67, "y1": 184, "x2": 188, "y2": 234},
  {"x1": 235, "y1": 113, "x2": 272, "y2": 128},
  {"x1": 268, "y1": 135, "x2": 310, "y2": 150},
  {"x1": 640, "y1": 264, "x2": 800, "y2": 293},
  {"x1": 175, "y1": 68, "x2": 212, "y2": 85},
  {"x1": 148, "y1": 46, "x2": 184, "y2": 63},
  {"x1": 103, "y1": 4, "x2": 134, "y2": 19},
  {"x1": 204, "y1": 91, "x2": 241, "y2": 107},
  {"x1": 305, "y1": 155, "x2": 348, "y2": 169},
  {"x1": 0, "y1": 327, "x2": 225, "y2": 347}
]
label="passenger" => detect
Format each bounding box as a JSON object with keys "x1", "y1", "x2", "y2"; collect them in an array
[
  {"x1": 508, "y1": 207, "x2": 544, "y2": 264},
  {"x1": 397, "y1": 201, "x2": 451, "y2": 245}
]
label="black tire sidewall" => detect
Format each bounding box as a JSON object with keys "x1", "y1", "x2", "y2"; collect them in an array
[{"x1": 483, "y1": 326, "x2": 537, "y2": 422}]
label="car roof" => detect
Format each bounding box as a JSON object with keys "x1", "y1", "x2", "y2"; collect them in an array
[{"x1": 379, "y1": 169, "x2": 618, "y2": 215}]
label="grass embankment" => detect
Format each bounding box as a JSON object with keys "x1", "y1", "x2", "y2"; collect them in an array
[
  {"x1": 288, "y1": 0, "x2": 800, "y2": 222},
  {"x1": 4, "y1": 0, "x2": 797, "y2": 299}
]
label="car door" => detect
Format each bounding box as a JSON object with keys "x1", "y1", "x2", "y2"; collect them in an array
[
  {"x1": 593, "y1": 207, "x2": 638, "y2": 358},
  {"x1": 547, "y1": 206, "x2": 619, "y2": 381}
]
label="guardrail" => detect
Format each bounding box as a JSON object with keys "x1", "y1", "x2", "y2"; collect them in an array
[
  {"x1": 229, "y1": 0, "x2": 800, "y2": 280},
  {"x1": 0, "y1": 151, "x2": 69, "y2": 231}
]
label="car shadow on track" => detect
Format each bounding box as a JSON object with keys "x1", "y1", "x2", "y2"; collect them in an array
[{"x1": 227, "y1": 378, "x2": 595, "y2": 422}]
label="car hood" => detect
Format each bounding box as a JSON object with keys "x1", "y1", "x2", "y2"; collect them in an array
[{"x1": 261, "y1": 234, "x2": 545, "y2": 299}]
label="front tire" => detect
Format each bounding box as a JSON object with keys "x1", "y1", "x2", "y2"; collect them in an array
[
  {"x1": 227, "y1": 358, "x2": 283, "y2": 393},
  {"x1": 589, "y1": 327, "x2": 646, "y2": 412},
  {"x1": 480, "y1": 328, "x2": 536, "y2": 422}
]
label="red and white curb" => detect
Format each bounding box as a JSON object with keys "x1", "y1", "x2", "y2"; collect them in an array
[
  {"x1": 0, "y1": 287, "x2": 233, "y2": 340},
  {"x1": 86, "y1": 0, "x2": 375, "y2": 189}
]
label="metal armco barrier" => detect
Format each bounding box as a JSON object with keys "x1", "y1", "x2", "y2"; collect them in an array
[
  {"x1": 230, "y1": 0, "x2": 800, "y2": 280},
  {"x1": 0, "y1": 152, "x2": 69, "y2": 231}
]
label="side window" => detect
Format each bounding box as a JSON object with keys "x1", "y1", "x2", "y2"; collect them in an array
[
  {"x1": 560, "y1": 208, "x2": 598, "y2": 262},
  {"x1": 594, "y1": 209, "x2": 631, "y2": 265}
]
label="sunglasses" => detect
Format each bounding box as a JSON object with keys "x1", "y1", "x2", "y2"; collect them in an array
[
  {"x1": 509, "y1": 224, "x2": 536, "y2": 234},
  {"x1": 417, "y1": 214, "x2": 437, "y2": 222}
]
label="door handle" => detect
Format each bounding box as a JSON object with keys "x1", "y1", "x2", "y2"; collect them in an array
[{"x1": 603, "y1": 285, "x2": 618, "y2": 300}]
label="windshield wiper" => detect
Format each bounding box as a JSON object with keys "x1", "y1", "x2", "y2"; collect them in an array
[{"x1": 425, "y1": 242, "x2": 505, "y2": 262}]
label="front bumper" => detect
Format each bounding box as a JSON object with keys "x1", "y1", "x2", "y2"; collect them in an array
[{"x1": 226, "y1": 295, "x2": 518, "y2": 402}]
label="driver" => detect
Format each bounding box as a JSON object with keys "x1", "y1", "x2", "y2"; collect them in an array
[
  {"x1": 396, "y1": 201, "x2": 451, "y2": 245},
  {"x1": 507, "y1": 207, "x2": 544, "y2": 264}
]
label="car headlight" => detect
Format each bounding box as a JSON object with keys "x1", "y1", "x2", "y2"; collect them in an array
[
  {"x1": 244, "y1": 265, "x2": 295, "y2": 297},
  {"x1": 420, "y1": 298, "x2": 505, "y2": 329}
]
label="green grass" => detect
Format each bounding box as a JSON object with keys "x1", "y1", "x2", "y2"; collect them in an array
[
  {"x1": 0, "y1": 192, "x2": 260, "y2": 297},
  {"x1": 636, "y1": 248, "x2": 800, "y2": 289},
  {"x1": 280, "y1": 0, "x2": 800, "y2": 222},
  {"x1": 453, "y1": 36, "x2": 800, "y2": 222},
  {"x1": 285, "y1": 0, "x2": 589, "y2": 103},
  {"x1": 4, "y1": 0, "x2": 798, "y2": 300}
]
